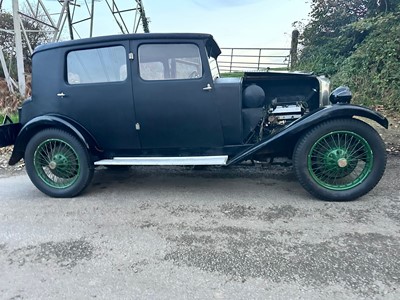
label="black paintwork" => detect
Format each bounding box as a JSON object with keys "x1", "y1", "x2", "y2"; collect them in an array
[
  {"x1": 0, "y1": 123, "x2": 21, "y2": 147},
  {"x1": 34, "y1": 33, "x2": 221, "y2": 59},
  {"x1": 242, "y1": 72, "x2": 321, "y2": 110},
  {"x1": 227, "y1": 104, "x2": 389, "y2": 165},
  {"x1": 9, "y1": 115, "x2": 101, "y2": 165},
  {"x1": 0, "y1": 33, "x2": 389, "y2": 165},
  {"x1": 129, "y1": 39, "x2": 224, "y2": 149},
  {"x1": 330, "y1": 86, "x2": 352, "y2": 104}
]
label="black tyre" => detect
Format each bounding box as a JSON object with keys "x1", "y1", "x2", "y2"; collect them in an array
[
  {"x1": 293, "y1": 118, "x2": 386, "y2": 201},
  {"x1": 25, "y1": 128, "x2": 94, "y2": 198}
]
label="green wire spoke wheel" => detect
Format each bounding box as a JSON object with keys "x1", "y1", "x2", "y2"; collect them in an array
[
  {"x1": 34, "y1": 139, "x2": 80, "y2": 188},
  {"x1": 293, "y1": 119, "x2": 386, "y2": 201},
  {"x1": 25, "y1": 129, "x2": 94, "y2": 198},
  {"x1": 308, "y1": 131, "x2": 373, "y2": 190}
]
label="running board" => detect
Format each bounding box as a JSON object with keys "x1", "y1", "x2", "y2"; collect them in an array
[{"x1": 94, "y1": 156, "x2": 228, "y2": 166}]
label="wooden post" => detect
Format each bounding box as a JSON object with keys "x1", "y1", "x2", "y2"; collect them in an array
[{"x1": 290, "y1": 29, "x2": 299, "y2": 71}]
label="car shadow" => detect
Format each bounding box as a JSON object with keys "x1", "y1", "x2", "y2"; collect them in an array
[{"x1": 86, "y1": 164, "x2": 300, "y2": 198}]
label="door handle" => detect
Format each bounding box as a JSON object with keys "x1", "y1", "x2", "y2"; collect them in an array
[
  {"x1": 57, "y1": 92, "x2": 66, "y2": 98},
  {"x1": 203, "y1": 84, "x2": 212, "y2": 91}
]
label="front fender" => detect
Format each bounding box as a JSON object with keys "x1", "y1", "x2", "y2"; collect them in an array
[
  {"x1": 9, "y1": 115, "x2": 102, "y2": 165},
  {"x1": 227, "y1": 104, "x2": 388, "y2": 165}
]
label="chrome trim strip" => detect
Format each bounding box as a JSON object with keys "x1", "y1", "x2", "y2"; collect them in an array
[
  {"x1": 317, "y1": 76, "x2": 331, "y2": 107},
  {"x1": 94, "y1": 156, "x2": 229, "y2": 166}
]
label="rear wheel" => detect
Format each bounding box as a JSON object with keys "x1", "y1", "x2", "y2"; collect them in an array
[
  {"x1": 25, "y1": 129, "x2": 94, "y2": 197},
  {"x1": 293, "y1": 118, "x2": 386, "y2": 201}
]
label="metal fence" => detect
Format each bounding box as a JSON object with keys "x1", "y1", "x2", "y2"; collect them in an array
[{"x1": 218, "y1": 47, "x2": 292, "y2": 73}]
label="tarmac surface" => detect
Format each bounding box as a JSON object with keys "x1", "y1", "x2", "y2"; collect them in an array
[{"x1": 0, "y1": 157, "x2": 399, "y2": 299}]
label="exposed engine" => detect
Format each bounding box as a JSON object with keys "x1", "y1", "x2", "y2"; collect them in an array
[
  {"x1": 242, "y1": 84, "x2": 316, "y2": 143},
  {"x1": 250, "y1": 100, "x2": 308, "y2": 143},
  {"x1": 267, "y1": 99, "x2": 307, "y2": 126}
]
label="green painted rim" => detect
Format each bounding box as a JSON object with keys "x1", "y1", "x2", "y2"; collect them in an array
[
  {"x1": 33, "y1": 138, "x2": 80, "y2": 189},
  {"x1": 307, "y1": 131, "x2": 373, "y2": 191}
]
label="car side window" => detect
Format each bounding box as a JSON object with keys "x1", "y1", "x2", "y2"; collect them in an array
[
  {"x1": 209, "y1": 57, "x2": 219, "y2": 79},
  {"x1": 138, "y1": 44, "x2": 202, "y2": 81},
  {"x1": 67, "y1": 46, "x2": 127, "y2": 85}
]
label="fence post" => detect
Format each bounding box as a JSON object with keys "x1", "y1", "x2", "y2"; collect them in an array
[
  {"x1": 229, "y1": 48, "x2": 233, "y2": 73},
  {"x1": 290, "y1": 29, "x2": 299, "y2": 70}
]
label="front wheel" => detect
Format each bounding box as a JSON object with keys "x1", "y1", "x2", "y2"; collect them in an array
[
  {"x1": 293, "y1": 118, "x2": 386, "y2": 201},
  {"x1": 25, "y1": 129, "x2": 94, "y2": 197}
]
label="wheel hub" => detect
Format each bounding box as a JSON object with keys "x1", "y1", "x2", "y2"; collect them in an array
[
  {"x1": 49, "y1": 161, "x2": 57, "y2": 170},
  {"x1": 325, "y1": 149, "x2": 347, "y2": 170},
  {"x1": 49, "y1": 154, "x2": 68, "y2": 170},
  {"x1": 338, "y1": 158, "x2": 348, "y2": 168}
]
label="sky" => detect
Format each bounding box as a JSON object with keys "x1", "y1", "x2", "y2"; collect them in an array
[
  {"x1": 4, "y1": 0, "x2": 311, "y2": 48},
  {"x1": 144, "y1": 0, "x2": 311, "y2": 48}
]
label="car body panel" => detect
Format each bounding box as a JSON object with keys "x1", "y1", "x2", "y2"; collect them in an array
[
  {"x1": 24, "y1": 40, "x2": 141, "y2": 152},
  {"x1": 9, "y1": 115, "x2": 101, "y2": 165},
  {"x1": 0, "y1": 123, "x2": 21, "y2": 148},
  {"x1": 130, "y1": 39, "x2": 224, "y2": 149}
]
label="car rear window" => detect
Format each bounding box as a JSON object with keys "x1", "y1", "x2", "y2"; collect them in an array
[{"x1": 67, "y1": 46, "x2": 127, "y2": 85}]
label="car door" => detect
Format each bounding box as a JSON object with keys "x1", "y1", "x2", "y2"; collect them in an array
[
  {"x1": 130, "y1": 40, "x2": 224, "y2": 150},
  {"x1": 61, "y1": 41, "x2": 141, "y2": 151}
]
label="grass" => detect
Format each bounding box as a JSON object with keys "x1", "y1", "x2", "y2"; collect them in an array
[
  {"x1": 0, "y1": 113, "x2": 19, "y2": 124},
  {"x1": 221, "y1": 72, "x2": 244, "y2": 78}
]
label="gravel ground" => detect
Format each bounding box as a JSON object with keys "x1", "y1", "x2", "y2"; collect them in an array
[
  {"x1": 0, "y1": 157, "x2": 399, "y2": 299},
  {"x1": 0, "y1": 114, "x2": 399, "y2": 299}
]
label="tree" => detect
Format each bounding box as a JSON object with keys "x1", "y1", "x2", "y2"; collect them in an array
[
  {"x1": 302, "y1": 0, "x2": 398, "y2": 45},
  {"x1": 333, "y1": 13, "x2": 400, "y2": 111},
  {"x1": 296, "y1": 0, "x2": 400, "y2": 74},
  {"x1": 0, "y1": 10, "x2": 49, "y2": 77},
  {"x1": 295, "y1": 0, "x2": 400, "y2": 111}
]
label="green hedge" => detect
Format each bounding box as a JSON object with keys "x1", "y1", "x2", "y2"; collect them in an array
[{"x1": 296, "y1": 6, "x2": 400, "y2": 112}]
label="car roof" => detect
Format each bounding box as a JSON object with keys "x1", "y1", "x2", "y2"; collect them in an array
[{"x1": 33, "y1": 33, "x2": 221, "y2": 58}]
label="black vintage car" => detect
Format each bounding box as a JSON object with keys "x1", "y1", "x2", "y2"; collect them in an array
[{"x1": 0, "y1": 33, "x2": 388, "y2": 200}]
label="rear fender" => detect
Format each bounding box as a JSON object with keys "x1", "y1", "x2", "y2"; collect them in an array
[
  {"x1": 0, "y1": 123, "x2": 22, "y2": 147},
  {"x1": 227, "y1": 104, "x2": 388, "y2": 165},
  {"x1": 9, "y1": 115, "x2": 102, "y2": 165}
]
